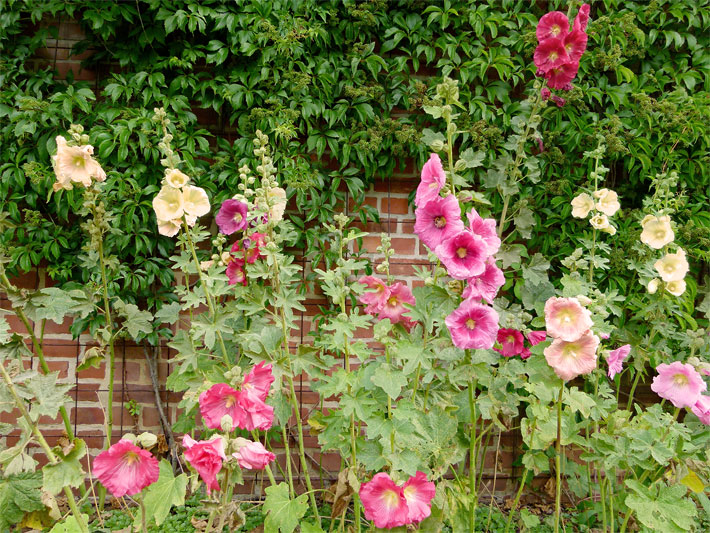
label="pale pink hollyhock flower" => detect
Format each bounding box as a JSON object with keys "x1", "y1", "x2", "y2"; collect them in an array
[
  {"x1": 445, "y1": 300, "x2": 499, "y2": 350},
  {"x1": 93, "y1": 439, "x2": 159, "y2": 498},
  {"x1": 563, "y1": 29, "x2": 588, "y2": 63},
  {"x1": 216, "y1": 199, "x2": 248, "y2": 235},
  {"x1": 573, "y1": 4, "x2": 591, "y2": 32},
  {"x1": 415, "y1": 153, "x2": 446, "y2": 208},
  {"x1": 607, "y1": 344, "x2": 631, "y2": 379},
  {"x1": 544, "y1": 62, "x2": 579, "y2": 90},
  {"x1": 182, "y1": 185, "x2": 211, "y2": 218},
  {"x1": 543, "y1": 331, "x2": 599, "y2": 381},
  {"x1": 651, "y1": 362, "x2": 706, "y2": 408},
  {"x1": 379, "y1": 283, "x2": 416, "y2": 329},
  {"x1": 242, "y1": 361, "x2": 274, "y2": 402},
  {"x1": 544, "y1": 297, "x2": 594, "y2": 342},
  {"x1": 53, "y1": 136, "x2": 106, "y2": 188},
  {"x1": 435, "y1": 231, "x2": 488, "y2": 280},
  {"x1": 527, "y1": 331, "x2": 547, "y2": 346},
  {"x1": 537, "y1": 11, "x2": 570, "y2": 41},
  {"x1": 534, "y1": 38, "x2": 570, "y2": 73},
  {"x1": 183, "y1": 435, "x2": 226, "y2": 494},
  {"x1": 466, "y1": 209, "x2": 501, "y2": 256},
  {"x1": 494, "y1": 328, "x2": 525, "y2": 357},
  {"x1": 232, "y1": 438, "x2": 276, "y2": 470},
  {"x1": 359, "y1": 473, "x2": 409, "y2": 529},
  {"x1": 199, "y1": 383, "x2": 244, "y2": 430},
  {"x1": 402, "y1": 471, "x2": 436, "y2": 524},
  {"x1": 359, "y1": 276, "x2": 391, "y2": 314},
  {"x1": 414, "y1": 195, "x2": 465, "y2": 250},
  {"x1": 462, "y1": 260, "x2": 505, "y2": 304},
  {"x1": 691, "y1": 396, "x2": 710, "y2": 425}
]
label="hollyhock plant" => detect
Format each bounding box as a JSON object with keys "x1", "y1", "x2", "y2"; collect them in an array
[
  {"x1": 543, "y1": 331, "x2": 600, "y2": 381},
  {"x1": 414, "y1": 195, "x2": 465, "y2": 250},
  {"x1": 494, "y1": 328, "x2": 525, "y2": 357},
  {"x1": 691, "y1": 396, "x2": 710, "y2": 425},
  {"x1": 435, "y1": 231, "x2": 488, "y2": 280},
  {"x1": 233, "y1": 438, "x2": 276, "y2": 470},
  {"x1": 445, "y1": 299, "x2": 499, "y2": 350},
  {"x1": 534, "y1": 5, "x2": 589, "y2": 89},
  {"x1": 607, "y1": 344, "x2": 631, "y2": 379},
  {"x1": 216, "y1": 199, "x2": 249, "y2": 235},
  {"x1": 379, "y1": 283, "x2": 416, "y2": 329},
  {"x1": 183, "y1": 435, "x2": 227, "y2": 494},
  {"x1": 462, "y1": 260, "x2": 505, "y2": 304},
  {"x1": 415, "y1": 153, "x2": 446, "y2": 208},
  {"x1": 93, "y1": 439, "x2": 159, "y2": 498},
  {"x1": 466, "y1": 209, "x2": 501, "y2": 256},
  {"x1": 359, "y1": 276, "x2": 391, "y2": 314},
  {"x1": 402, "y1": 471, "x2": 436, "y2": 524},
  {"x1": 651, "y1": 362, "x2": 706, "y2": 408},
  {"x1": 359, "y1": 473, "x2": 409, "y2": 529},
  {"x1": 544, "y1": 297, "x2": 594, "y2": 342}
]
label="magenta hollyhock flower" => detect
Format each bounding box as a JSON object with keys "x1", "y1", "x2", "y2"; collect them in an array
[
  {"x1": 536, "y1": 11, "x2": 570, "y2": 41},
  {"x1": 183, "y1": 435, "x2": 226, "y2": 494},
  {"x1": 563, "y1": 29, "x2": 588, "y2": 63},
  {"x1": 414, "y1": 195, "x2": 465, "y2": 250},
  {"x1": 237, "y1": 391, "x2": 275, "y2": 431},
  {"x1": 233, "y1": 439, "x2": 276, "y2": 470},
  {"x1": 462, "y1": 260, "x2": 505, "y2": 304},
  {"x1": 607, "y1": 344, "x2": 631, "y2": 379},
  {"x1": 551, "y1": 95, "x2": 566, "y2": 107},
  {"x1": 402, "y1": 471, "x2": 436, "y2": 524},
  {"x1": 435, "y1": 231, "x2": 488, "y2": 280},
  {"x1": 520, "y1": 347, "x2": 532, "y2": 360},
  {"x1": 232, "y1": 233, "x2": 266, "y2": 264},
  {"x1": 466, "y1": 209, "x2": 501, "y2": 257},
  {"x1": 494, "y1": 328, "x2": 525, "y2": 357},
  {"x1": 445, "y1": 299, "x2": 499, "y2": 350},
  {"x1": 226, "y1": 257, "x2": 247, "y2": 286},
  {"x1": 216, "y1": 199, "x2": 248, "y2": 235},
  {"x1": 691, "y1": 396, "x2": 710, "y2": 425},
  {"x1": 534, "y1": 37, "x2": 570, "y2": 73},
  {"x1": 543, "y1": 331, "x2": 599, "y2": 381},
  {"x1": 379, "y1": 283, "x2": 416, "y2": 329},
  {"x1": 544, "y1": 62, "x2": 580, "y2": 90},
  {"x1": 573, "y1": 4, "x2": 591, "y2": 32},
  {"x1": 541, "y1": 87, "x2": 552, "y2": 101},
  {"x1": 359, "y1": 276, "x2": 391, "y2": 315},
  {"x1": 651, "y1": 362, "x2": 707, "y2": 408},
  {"x1": 93, "y1": 439, "x2": 159, "y2": 498},
  {"x1": 544, "y1": 297, "x2": 593, "y2": 342},
  {"x1": 527, "y1": 331, "x2": 547, "y2": 346},
  {"x1": 360, "y1": 473, "x2": 409, "y2": 529},
  {"x1": 242, "y1": 361, "x2": 274, "y2": 402},
  {"x1": 415, "y1": 153, "x2": 446, "y2": 208}
]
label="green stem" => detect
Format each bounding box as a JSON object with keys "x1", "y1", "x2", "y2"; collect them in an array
[
  {"x1": 215, "y1": 468, "x2": 232, "y2": 533},
  {"x1": 139, "y1": 493, "x2": 147, "y2": 532},
  {"x1": 600, "y1": 467, "x2": 607, "y2": 532},
  {"x1": 554, "y1": 382, "x2": 564, "y2": 533},
  {"x1": 281, "y1": 424, "x2": 295, "y2": 496},
  {"x1": 97, "y1": 238, "x2": 116, "y2": 451},
  {"x1": 468, "y1": 379, "x2": 478, "y2": 531},
  {"x1": 504, "y1": 469, "x2": 530, "y2": 533}
]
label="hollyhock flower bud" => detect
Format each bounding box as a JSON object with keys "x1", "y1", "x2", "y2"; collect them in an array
[
  {"x1": 221, "y1": 414, "x2": 234, "y2": 432},
  {"x1": 153, "y1": 185, "x2": 185, "y2": 222},
  {"x1": 534, "y1": 38, "x2": 570, "y2": 73},
  {"x1": 543, "y1": 331, "x2": 599, "y2": 381},
  {"x1": 651, "y1": 362, "x2": 706, "y2": 408},
  {"x1": 435, "y1": 231, "x2": 488, "y2": 280},
  {"x1": 415, "y1": 153, "x2": 446, "y2": 208},
  {"x1": 93, "y1": 439, "x2": 159, "y2": 498},
  {"x1": 640, "y1": 214, "x2": 674, "y2": 249},
  {"x1": 216, "y1": 199, "x2": 248, "y2": 235},
  {"x1": 359, "y1": 276, "x2": 391, "y2": 315},
  {"x1": 494, "y1": 328, "x2": 525, "y2": 357},
  {"x1": 544, "y1": 297, "x2": 594, "y2": 342},
  {"x1": 647, "y1": 278, "x2": 660, "y2": 294},
  {"x1": 164, "y1": 168, "x2": 190, "y2": 188},
  {"x1": 573, "y1": 4, "x2": 591, "y2": 32},
  {"x1": 445, "y1": 300, "x2": 499, "y2": 350},
  {"x1": 590, "y1": 213, "x2": 610, "y2": 230},
  {"x1": 233, "y1": 439, "x2": 276, "y2": 470},
  {"x1": 183, "y1": 435, "x2": 226, "y2": 494},
  {"x1": 606, "y1": 344, "x2": 630, "y2": 379},
  {"x1": 551, "y1": 95, "x2": 566, "y2": 107},
  {"x1": 536, "y1": 11, "x2": 570, "y2": 41},
  {"x1": 691, "y1": 396, "x2": 710, "y2": 425},
  {"x1": 594, "y1": 189, "x2": 621, "y2": 216},
  {"x1": 665, "y1": 279, "x2": 686, "y2": 296},
  {"x1": 414, "y1": 195, "x2": 465, "y2": 251},
  {"x1": 182, "y1": 185, "x2": 211, "y2": 218},
  {"x1": 654, "y1": 249, "x2": 689, "y2": 282},
  {"x1": 541, "y1": 88, "x2": 552, "y2": 101},
  {"x1": 571, "y1": 193, "x2": 594, "y2": 218},
  {"x1": 359, "y1": 473, "x2": 409, "y2": 529}
]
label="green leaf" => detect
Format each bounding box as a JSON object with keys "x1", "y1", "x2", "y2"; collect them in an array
[
  {"x1": 114, "y1": 299, "x2": 153, "y2": 338},
  {"x1": 625, "y1": 480, "x2": 696, "y2": 532},
  {"x1": 24, "y1": 372, "x2": 73, "y2": 420},
  {"x1": 459, "y1": 147, "x2": 485, "y2": 168},
  {"x1": 31, "y1": 288, "x2": 94, "y2": 324},
  {"x1": 300, "y1": 523, "x2": 325, "y2": 533},
  {"x1": 680, "y1": 470, "x2": 704, "y2": 494},
  {"x1": 48, "y1": 514, "x2": 90, "y2": 533},
  {"x1": 0, "y1": 472, "x2": 44, "y2": 531},
  {"x1": 370, "y1": 363, "x2": 408, "y2": 399},
  {"x1": 262, "y1": 482, "x2": 308, "y2": 533},
  {"x1": 140, "y1": 459, "x2": 187, "y2": 526},
  {"x1": 42, "y1": 439, "x2": 87, "y2": 495}
]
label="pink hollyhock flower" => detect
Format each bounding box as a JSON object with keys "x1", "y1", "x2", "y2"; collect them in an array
[
  {"x1": 93, "y1": 439, "x2": 159, "y2": 498},
  {"x1": 534, "y1": 37, "x2": 570, "y2": 73},
  {"x1": 233, "y1": 438, "x2": 276, "y2": 470},
  {"x1": 445, "y1": 299, "x2": 499, "y2": 350},
  {"x1": 216, "y1": 199, "x2": 248, "y2": 235},
  {"x1": 607, "y1": 344, "x2": 631, "y2": 379},
  {"x1": 402, "y1": 471, "x2": 436, "y2": 523},
  {"x1": 544, "y1": 297, "x2": 593, "y2": 342},
  {"x1": 544, "y1": 62, "x2": 580, "y2": 90},
  {"x1": 379, "y1": 283, "x2": 416, "y2": 329},
  {"x1": 183, "y1": 435, "x2": 226, "y2": 494},
  {"x1": 691, "y1": 396, "x2": 710, "y2": 425},
  {"x1": 415, "y1": 153, "x2": 446, "y2": 208},
  {"x1": 527, "y1": 331, "x2": 547, "y2": 346},
  {"x1": 435, "y1": 231, "x2": 488, "y2": 280},
  {"x1": 360, "y1": 473, "x2": 409, "y2": 529},
  {"x1": 573, "y1": 4, "x2": 591, "y2": 32},
  {"x1": 199, "y1": 383, "x2": 244, "y2": 430},
  {"x1": 494, "y1": 328, "x2": 525, "y2": 357},
  {"x1": 242, "y1": 361, "x2": 274, "y2": 402},
  {"x1": 466, "y1": 209, "x2": 501, "y2": 257},
  {"x1": 226, "y1": 257, "x2": 247, "y2": 286},
  {"x1": 414, "y1": 195, "x2": 465, "y2": 250},
  {"x1": 462, "y1": 260, "x2": 505, "y2": 304},
  {"x1": 651, "y1": 362, "x2": 706, "y2": 408},
  {"x1": 238, "y1": 391, "x2": 275, "y2": 431},
  {"x1": 543, "y1": 331, "x2": 599, "y2": 381},
  {"x1": 359, "y1": 276, "x2": 391, "y2": 314},
  {"x1": 536, "y1": 11, "x2": 570, "y2": 42},
  {"x1": 563, "y1": 29, "x2": 588, "y2": 63}
]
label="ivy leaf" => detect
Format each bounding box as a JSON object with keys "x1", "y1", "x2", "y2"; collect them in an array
[
  {"x1": 139, "y1": 459, "x2": 187, "y2": 526},
  {"x1": 370, "y1": 363, "x2": 408, "y2": 399},
  {"x1": 42, "y1": 439, "x2": 86, "y2": 495},
  {"x1": 263, "y1": 482, "x2": 308, "y2": 533},
  {"x1": 0, "y1": 472, "x2": 45, "y2": 531}
]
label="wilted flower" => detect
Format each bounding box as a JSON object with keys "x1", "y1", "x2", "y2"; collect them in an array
[
  {"x1": 182, "y1": 435, "x2": 226, "y2": 494},
  {"x1": 414, "y1": 195, "x2": 465, "y2": 251},
  {"x1": 573, "y1": 3, "x2": 591, "y2": 31},
  {"x1": 654, "y1": 249, "x2": 689, "y2": 282},
  {"x1": 651, "y1": 362, "x2": 706, "y2": 408},
  {"x1": 93, "y1": 439, "x2": 159, "y2": 498},
  {"x1": 607, "y1": 344, "x2": 630, "y2": 379},
  {"x1": 445, "y1": 299, "x2": 499, "y2": 350},
  {"x1": 415, "y1": 153, "x2": 446, "y2": 208},
  {"x1": 544, "y1": 297, "x2": 594, "y2": 342},
  {"x1": 640, "y1": 215, "x2": 674, "y2": 249},
  {"x1": 164, "y1": 168, "x2": 190, "y2": 188},
  {"x1": 216, "y1": 199, "x2": 248, "y2": 235},
  {"x1": 594, "y1": 189, "x2": 621, "y2": 216},
  {"x1": 571, "y1": 193, "x2": 594, "y2": 218},
  {"x1": 543, "y1": 331, "x2": 599, "y2": 381}
]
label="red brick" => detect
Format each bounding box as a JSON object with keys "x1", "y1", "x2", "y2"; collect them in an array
[
  {"x1": 390, "y1": 237, "x2": 415, "y2": 255},
  {"x1": 383, "y1": 197, "x2": 410, "y2": 215},
  {"x1": 45, "y1": 359, "x2": 70, "y2": 379}
]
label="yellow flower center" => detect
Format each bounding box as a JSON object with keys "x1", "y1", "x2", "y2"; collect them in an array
[
  {"x1": 655, "y1": 230, "x2": 666, "y2": 239},
  {"x1": 234, "y1": 213, "x2": 243, "y2": 223},
  {"x1": 561, "y1": 343, "x2": 579, "y2": 359},
  {"x1": 434, "y1": 216, "x2": 447, "y2": 229},
  {"x1": 673, "y1": 374, "x2": 689, "y2": 386},
  {"x1": 72, "y1": 155, "x2": 85, "y2": 168},
  {"x1": 558, "y1": 309, "x2": 574, "y2": 324},
  {"x1": 506, "y1": 335, "x2": 515, "y2": 344},
  {"x1": 549, "y1": 51, "x2": 558, "y2": 61},
  {"x1": 466, "y1": 318, "x2": 476, "y2": 330},
  {"x1": 387, "y1": 296, "x2": 399, "y2": 307},
  {"x1": 124, "y1": 451, "x2": 139, "y2": 465},
  {"x1": 225, "y1": 395, "x2": 236, "y2": 408},
  {"x1": 551, "y1": 25, "x2": 561, "y2": 36},
  {"x1": 456, "y1": 247, "x2": 467, "y2": 259},
  {"x1": 382, "y1": 489, "x2": 401, "y2": 510}
]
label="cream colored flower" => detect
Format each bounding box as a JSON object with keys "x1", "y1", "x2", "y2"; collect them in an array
[
  {"x1": 157, "y1": 218, "x2": 181, "y2": 237},
  {"x1": 153, "y1": 185, "x2": 185, "y2": 221},
  {"x1": 640, "y1": 214, "x2": 674, "y2": 249},
  {"x1": 590, "y1": 213, "x2": 610, "y2": 230},
  {"x1": 184, "y1": 213, "x2": 197, "y2": 227},
  {"x1": 268, "y1": 187, "x2": 287, "y2": 223},
  {"x1": 53, "y1": 135, "x2": 106, "y2": 188},
  {"x1": 601, "y1": 225, "x2": 616, "y2": 236},
  {"x1": 571, "y1": 193, "x2": 594, "y2": 218},
  {"x1": 647, "y1": 278, "x2": 660, "y2": 294},
  {"x1": 182, "y1": 185, "x2": 210, "y2": 218},
  {"x1": 665, "y1": 279, "x2": 686, "y2": 296},
  {"x1": 654, "y1": 248, "x2": 689, "y2": 282},
  {"x1": 594, "y1": 189, "x2": 620, "y2": 216},
  {"x1": 200, "y1": 260, "x2": 214, "y2": 271},
  {"x1": 164, "y1": 169, "x2": 190, "y2": 189}
]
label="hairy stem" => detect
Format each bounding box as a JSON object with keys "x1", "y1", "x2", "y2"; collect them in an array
[
  {"x1": 468, "y1": 378, "x2": 478, "y2": 531},
  {"x1": 554, "y1": 383, "x2": 565, "y2": 533}
]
